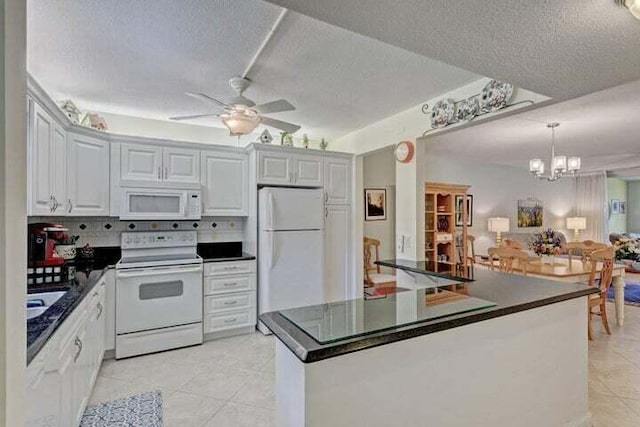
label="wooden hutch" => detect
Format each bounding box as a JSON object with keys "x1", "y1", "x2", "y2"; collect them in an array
[{"x1": 424, "y1": 182, "x2": 471, "y2": 279}]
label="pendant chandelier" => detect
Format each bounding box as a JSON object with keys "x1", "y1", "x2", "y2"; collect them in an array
[{"x1": 529, "y1": 123, "x2": 580, "y2": 181}]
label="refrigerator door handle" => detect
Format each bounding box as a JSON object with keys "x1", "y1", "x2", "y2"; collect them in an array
[
  {"x1": 269, "y1": 232, "x2": 277, "y2": 270},
  {"x1": 268, "y1": 192, "x2": 275, "y2": 230}
]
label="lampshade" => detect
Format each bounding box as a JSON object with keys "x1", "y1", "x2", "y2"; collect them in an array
[
  {"x1": 566, "y1": 217, "x2": 586, "y2": 230},
  {"x1": 220, "y1": 110, "x2": 261, "y2": 136},
  {"x1": 488, "y1": 217, "x2": 510, "y2": 233},
  {"x1": 567, "y1": 156, "x2": 581, "y2": 172},
  {"x1": 553, "y1": 155, "x2": 567, "y2": 172},
  {"x1": 529, "y1": 159, "x2": 544, "y2": 174}
]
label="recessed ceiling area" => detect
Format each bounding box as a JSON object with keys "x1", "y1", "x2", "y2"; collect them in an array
[
  {"x1": 425, "y1": 79, "x2": 640, "y2": 174},
  {"x1": 27, "y1": 0, "x2": 481, "y2": 139},
  {"x1": 265, "y1": 0, "x2": 640, "y2": 101}
]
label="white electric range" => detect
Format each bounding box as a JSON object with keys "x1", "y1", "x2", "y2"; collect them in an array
[{"x1": 115, "y1": 231, "x2": 203, "y2": 359}]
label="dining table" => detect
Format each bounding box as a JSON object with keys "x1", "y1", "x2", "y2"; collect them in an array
[{"x1": 479, "y1": 256, "x2": 627, "y2": 326}]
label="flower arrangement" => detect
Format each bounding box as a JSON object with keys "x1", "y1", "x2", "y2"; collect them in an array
[
  {"x1": 613, "y1": 238, "x2": 640, "y2": 261},
  {"x1": 529, "y1": 228, "x2": 563, "y2": 256}
]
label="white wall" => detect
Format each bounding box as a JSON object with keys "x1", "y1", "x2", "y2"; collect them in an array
[
  {"x1": 628, "y1": 181, "x2": 640, "y2": 233},
  {"x1": 362, "y1": 148, "x2": 395, "y2": 260},
  {"x1": 607, "y1": 178, "x2": 627, "y2": 234},
  {"x1": 1, "y1": 0, "x2": 27, "y2": 424},
  {"x1": 423, "y1": 148, "x2": 575, "y2": 254}
]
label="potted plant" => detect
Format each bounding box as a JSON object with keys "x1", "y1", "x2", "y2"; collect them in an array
[
  {"x1": 55, "y1": 234, "x2": 79, "y2": 260},
  {"x1": 613, "y1": 238, "x2": 640, "y2": 271},
  {"x1": 529, "y1": 228, "x2": 563, "y2": 264}
]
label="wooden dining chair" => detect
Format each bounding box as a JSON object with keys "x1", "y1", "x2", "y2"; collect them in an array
[
  {"x1": 363, "y1": 237, "x2": 396, "y2": 288},
  {"x1": 587, "y1": 247, "x2": 615, "y2": 340},
  {"x1": 487, "y1": 247, "x2": 530, "y2": 276},
  {"x1": 502, "y1": 238, "x2": 523, "y2": 250},
  {"x1": 566, "y1": 240, "x2": 609, "y2": 266}
]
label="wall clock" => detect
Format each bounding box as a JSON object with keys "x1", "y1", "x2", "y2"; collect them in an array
[{"x1": 394, "y1": 141, "x2": 415, "y2": 163}]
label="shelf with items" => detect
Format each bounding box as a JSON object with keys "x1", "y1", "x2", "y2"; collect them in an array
[{"x1": 425, "y1": 182, "x2": 471, "y2": 277}]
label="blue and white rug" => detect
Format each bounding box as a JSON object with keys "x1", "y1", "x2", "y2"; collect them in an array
[
  {"x1": 80, "y1": 391, "x2": 163, "y2": 427},
  {"x1": 607, "y1": 281, "x2": 640, "y2": 307}
]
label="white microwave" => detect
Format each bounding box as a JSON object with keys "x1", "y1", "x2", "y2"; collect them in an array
[{"x1": 120, "y1": 188, "x2": 202, "y2": 220}]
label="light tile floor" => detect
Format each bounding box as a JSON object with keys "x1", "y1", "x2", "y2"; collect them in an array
[{"x1": 91, "y1": 304, "x2": 640, "y2": 426}]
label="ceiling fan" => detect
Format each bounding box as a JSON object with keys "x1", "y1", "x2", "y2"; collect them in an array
[{"x1": 170, "y1": 76, "x2": 301, "y2": 136}]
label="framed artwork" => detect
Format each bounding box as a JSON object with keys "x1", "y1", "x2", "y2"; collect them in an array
[
  {"x1": 611, "y1": 199, "x2": 621, "y2": 214},
  {"x1": 365, "y1": 188, "x2": 387, "y2": 221},
  {"x1": 455, "y1": 195, "x2": 473, "y2": 227},
  {"x1": 621, "y1": 202, "x2": 627, "y2": 214},
  {"x1": 517, "y1": 199, "x2": 543, "y2": 228}
]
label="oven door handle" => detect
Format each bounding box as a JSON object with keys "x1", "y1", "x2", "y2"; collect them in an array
[{"x1": 117, "y1": 265, "x2": 202, "y2": 278}]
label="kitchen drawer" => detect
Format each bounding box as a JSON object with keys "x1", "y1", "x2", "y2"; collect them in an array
[
  {"x1": 204, "y1": 292, "x2": 254, "y2": 314},
  {"x1": 204, "y1": 260, "x2": 255, "y2": 277},
  {"x1": 204, "y1": 308, "x2": 256, "y2": 333},
  {"x1": 204, "y1": 274, "x2": 255, "y2": 295}
]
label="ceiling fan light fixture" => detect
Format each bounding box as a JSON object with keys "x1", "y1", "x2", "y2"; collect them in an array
[
  {"x1": 618, "y1": 0, "x2": 640, "y2": 19},
  {"x1": 220, "y1": 110, "x2": 261, "y2": 136}
]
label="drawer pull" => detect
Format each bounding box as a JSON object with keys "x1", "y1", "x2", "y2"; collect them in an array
[
  {"x1": 223, "y1": 301, "x2": 238, "y2": 306},
  {"x1": 223, "y1": 282, "x2": 238, "y2": 287},
  {"x1": 222, "y1": 266, "x2": 238, "y2": 271},
  {"x1": 97, "y1": 302, "x2": 104, "y2": 320},
  {"x1": 224, "y1": 318, "x2": 238, "y2": 324}
]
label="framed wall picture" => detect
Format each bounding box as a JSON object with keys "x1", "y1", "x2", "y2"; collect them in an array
[
  {"x1": 455, "y1": 195, "x2": 473, "y2": 227},
  {"x1": 611, "y1": 199, "x2": 621, "y2": 214},
  {"x1": 620, "y1": 202, "x2": 627, "y2": 214},
  {"x1": 517, "y1": 199, "x2": 543, "y2": 228},
  {"x1": 365, "y1": 188, "x2": 387, "y2": 221}
]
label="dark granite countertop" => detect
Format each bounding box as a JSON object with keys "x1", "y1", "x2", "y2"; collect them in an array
[
  {"x1": 259, "y1": 269, "x2": 598, "y2": 363},
  {"x1": 197, "y1": 242, "x2": 255, "y2": 263},
  {"x1": 27, "y1": 247, "x2": 121, "y2": 365}
]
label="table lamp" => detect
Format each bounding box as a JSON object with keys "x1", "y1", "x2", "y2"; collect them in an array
[
  {"x1": 488, "y1": 217, "x2": 510, "y2": 246},
  {"x1": 566, "y1": 217, "x2": 586, "y2": 242}
]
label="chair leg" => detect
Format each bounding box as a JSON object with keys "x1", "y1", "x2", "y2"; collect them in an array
[
  {"x1": 587, "y1": 303, "x2": 593, "y2": 341},
  {"x1": 600, "y1": 301, "x2": 612, "y2": 335}
]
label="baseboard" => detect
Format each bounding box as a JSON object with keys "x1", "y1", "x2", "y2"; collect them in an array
[{"x1": 204, "y1": 325, "x2": 255, "y2": 341}]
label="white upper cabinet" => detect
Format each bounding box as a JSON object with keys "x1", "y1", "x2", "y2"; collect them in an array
[
  {"x1": 120, "y1": 143, "x2": 164, "y2": 183},
  {"x1": 324, "y1": 157, "x2": 351, "y2": 205},
  {"x1": 256, "y1": 148, "x2": 325, "y2": 187},
  {"x1": 67, "y1": 133, "x2": 110, "y2": 216},
  {"x1": 293, "y1": 154, "x2": 323, "y2": 187},
  {"x1": 257, "y1": 150, "x2": 292, "y2": 185},
  {"x1": 28, "y1": 101, "x2": 67, "y2": 215},
  {"x1": 201, "y1": 150, "x2": 248, "y2": 216},
  {"x1": 163, "y1": 147, "x2": 200, "y2": 184},
  {"x1": 119, "y1": 143, "x2": 200, "y2": 186}
]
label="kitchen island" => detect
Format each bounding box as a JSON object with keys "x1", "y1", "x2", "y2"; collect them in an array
[{"x1": 260, "y1": 261, "x2": 598, "y2": 427}]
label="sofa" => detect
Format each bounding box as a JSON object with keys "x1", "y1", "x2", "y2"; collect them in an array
[{"x1": 609, "y1": 233, "x2": 640, "y2": 245}]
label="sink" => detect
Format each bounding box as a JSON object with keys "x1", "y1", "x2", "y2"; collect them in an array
[{"x1": 26, "y1": 291, "x2": 67, "y2": 320}]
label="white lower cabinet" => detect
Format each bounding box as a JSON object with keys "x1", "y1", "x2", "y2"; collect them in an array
[
  {"x1": 203, "y1": 260, "x2": 256, "y2": 336},
  {"x1": 26, "y1": 279, "x2": 106, "y2": 427}
]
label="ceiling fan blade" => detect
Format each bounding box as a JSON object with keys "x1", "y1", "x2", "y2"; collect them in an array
[
  {"x1": 185, "y1": 92, "x2": 229, "y2": 109},
  {"x1": 255, "y1": 99, "x2": 295, "y2": 114},
  {"x1": 261, "y1": 116, "x2": 301, "y2": 134},
  {"x1": 169, "y1": 113, "x2": 220, "y2": 121}
]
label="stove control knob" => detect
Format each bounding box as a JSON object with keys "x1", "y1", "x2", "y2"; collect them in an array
[{"x1": 134, "y1": 237, "x2": 140, "y2": 244}]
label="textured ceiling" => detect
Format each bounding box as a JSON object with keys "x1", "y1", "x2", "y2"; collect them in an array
[
  {"x1": 265, "y1": 0, "x2": 640, "y2": 100},
  {"x1": 27, "y1": 0, "x2": 479, "y2": 139},
  {"x1": 425, "y1": 79, "x2": 640, "y2": 175}
]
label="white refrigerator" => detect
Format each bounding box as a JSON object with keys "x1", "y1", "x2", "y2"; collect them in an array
[{"x1": 258, "y1": 187, "x2": 324, "y2": 333}]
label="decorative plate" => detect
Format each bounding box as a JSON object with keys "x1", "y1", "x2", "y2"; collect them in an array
[
  {"x1": 430, "y1": 99, "x2": 455, "y2": 128},
  {"x1": 455, "y1": 97, "x2": 479, "y2": 123},
  {"x1": 480, "y1": 80, "x2": 514, "y2": 112}
]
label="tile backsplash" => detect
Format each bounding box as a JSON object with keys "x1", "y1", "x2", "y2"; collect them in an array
[{"x1": 29, "y1": 217, "x2": 246, "y2": 247}]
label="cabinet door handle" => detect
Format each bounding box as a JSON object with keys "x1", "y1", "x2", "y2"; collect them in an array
[
  {"x1": 97, "y1": 302, "x2": 104, "y2": 320},
  {"x1": 157, "y1": 167, "x2": 162, "y2": 179},
  {"x1": 67, "y1": 199, "x2": 73, "y2": 213},
  {"x1": 325, "y1": 207, "x2": 328, "y2": 218},
  {"x1": 324, "y1": 191, "x2": 328, "y2": 203},
  {"x1": 53, "y1": 197, "x2": 59, "y2": 212},
  {"x1": 73, "y1": 337, "x2": 83, "y2": 362},
  {"x1": 164, "y1": 167, "x2": 168, "y2": 180},
  {"x1": 49, "y1": 195, "x2": 55, "y2": 212}
]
